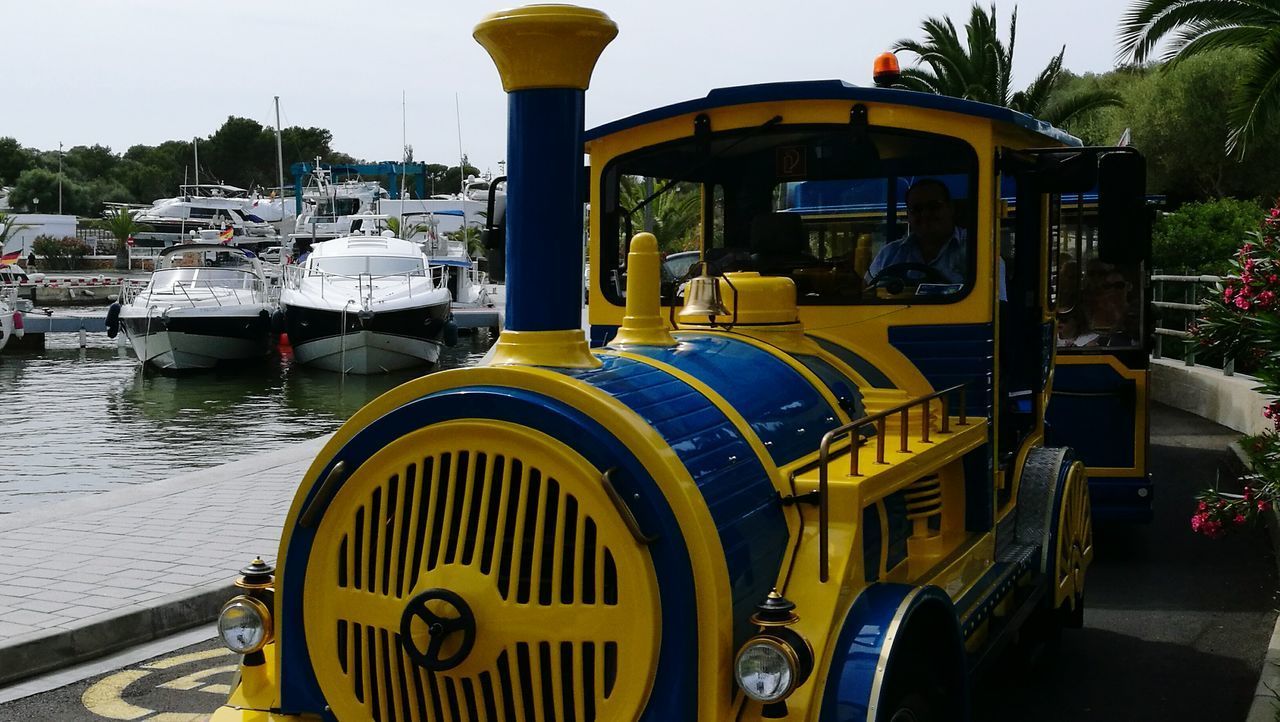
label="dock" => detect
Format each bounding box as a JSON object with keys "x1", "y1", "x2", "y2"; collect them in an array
[{"x1": 14, "y1": 305, "x2": 503, "y2": 348}]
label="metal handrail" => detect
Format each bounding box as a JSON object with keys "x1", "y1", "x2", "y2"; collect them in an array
[
  {"x1": 1151, "y1": 272, "x2": 1236, "y2": 375},
  {"x1": 811, "y1": 384, "x2": 968, "y2": 582}
]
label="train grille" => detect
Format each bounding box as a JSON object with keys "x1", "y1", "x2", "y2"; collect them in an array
[{"x1": 304, "y1": 422, "x2": 658, "y2": 722}]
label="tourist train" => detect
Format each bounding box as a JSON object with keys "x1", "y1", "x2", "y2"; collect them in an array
[{"x1": 210, "y1": 5, "x2": 1151, "y2": 720}]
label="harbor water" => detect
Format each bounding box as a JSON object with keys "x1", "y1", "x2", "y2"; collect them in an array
[{"x1": 0, "y1": 320, "x2": 496, "y2": 513}]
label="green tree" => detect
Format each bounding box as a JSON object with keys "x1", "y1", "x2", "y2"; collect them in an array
[
  {"x1": 9, "y1": 168, "x2": 90, "y2": 215},
  {"x1": 93, "y1": 208, "x2": 151, "y2": 270},
  {"x1": 1119, "y1": 0, "x2": 1280, "y2": 154},
  {"x1": 618, "y1": 176, "x2": 701, "y2": 252},
  {"x1": 1153, "y1": 197, "x2": 1265, "y2": 273},
  {"x1": 0, "y1": 137, "x2": 34, "y2": 186},
  {"x1": 64, "y1": 144, "x2": 118, "y2": 182},
  {"x1": 893, "y1": 3, "x2": 1123, "y2": 125},
  {"x1": 1057, "y1": 50, "x2": 1280, "y2": 200}
]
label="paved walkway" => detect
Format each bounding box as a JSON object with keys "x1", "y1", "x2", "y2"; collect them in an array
[{"x1": 0, "y1": 435, "x2": 329, "y2": 687}]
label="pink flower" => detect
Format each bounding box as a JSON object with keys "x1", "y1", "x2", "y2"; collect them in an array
[
  {"x1": 1198, "y1": 500, "x2": 1210, "y2": 512},
  {"x1": 1224, "y1": 286, "x2": 1236, "y2": 300},
  {"x1": 1234, "y1": 514, "x2": 1248, "y2": 526},
  {"x1": 1191, "y1": 512, "x2": 1207, "y2": 532},
  {"x1": 1204, "y1": 520, "x2": 1226, "y2": 538},
  {"x1": 1270, "y1": 275, "x2": 1279, "y2": 284},
  {"x1": 1235, "y1": 296, "x2": 1252, "y2": 310}
]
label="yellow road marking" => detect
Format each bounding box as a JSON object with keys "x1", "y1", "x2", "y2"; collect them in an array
[
  {"x1": 148, "y1": 714, "x2": 211, "y2": 721},
  {"x1": 157, "y1": 665, "x2": 237, "y2": 693},
  {"x1": 81, "y1": 669, "x2": 153, "y2": 720},
  {"x1": 141, "y1": 648, "x2": 233, "y2": 671}
]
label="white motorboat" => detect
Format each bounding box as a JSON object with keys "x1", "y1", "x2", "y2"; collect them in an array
[
  {"x1": 0, "y1": 287, "x2": 17, "y2": 352},
  {"x1": 280, "y1": 232, "x2": 454, "y2": 374},
  {"x1": 115, "y1": 244, "x2": 276, "y2": 370},
  {"x1": 125, "y1": 189, "x2": 278, "y2": 239},
  {"x1": 290, "y1": 164, "x2": 389, "y2": 248}
]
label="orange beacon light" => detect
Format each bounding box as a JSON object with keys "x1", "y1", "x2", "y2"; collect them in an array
[{"x1": 873, "y1": 51, "x2": 901, "y2": 87}]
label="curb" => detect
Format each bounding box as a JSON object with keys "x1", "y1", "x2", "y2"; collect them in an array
[
  {"x1": 1230, "y1": 441, "x2": 1280, "y2": 722},
  {"x1": 0, "y1": 582, "x2": 233, "y2": 688}
]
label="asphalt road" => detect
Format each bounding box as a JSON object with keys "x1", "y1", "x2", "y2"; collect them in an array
[
  {"x1": 0, "y1": 403, "x2": 1274, "y2": 721},
  {"x1": 978, "y1": 403, "x2": 1280, "y2": 721}
]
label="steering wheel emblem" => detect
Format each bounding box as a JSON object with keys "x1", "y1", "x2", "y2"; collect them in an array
[{"x1": 399, "y1": 589, "x2": 477, "y2": 671}]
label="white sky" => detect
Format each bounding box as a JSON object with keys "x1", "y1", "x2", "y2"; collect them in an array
[{"x1": 5, "y1": 1, "x2": 1133, "y2": 175}]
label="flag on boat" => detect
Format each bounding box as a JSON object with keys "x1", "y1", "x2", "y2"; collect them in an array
[
  {"x1": 218, "y1": 227, "x2": 234, "y2": 244},
  {"x1": 0, "y1": 250, "x2": 20, "y2": 265}
]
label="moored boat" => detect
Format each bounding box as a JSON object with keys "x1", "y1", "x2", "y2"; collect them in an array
[
  {"x1": 280, "y1": 232, "x2": 453, "y2": 374},
  {"x1": 116, "y1": 244, "x2": 276, "y2": 370}
]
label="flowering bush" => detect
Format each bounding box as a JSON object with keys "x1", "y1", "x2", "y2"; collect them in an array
[{"x1": 1190, "y1": 205, "x2": 1280, "y2": 537}]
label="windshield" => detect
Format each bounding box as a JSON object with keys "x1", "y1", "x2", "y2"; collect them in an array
[
  {"x1": 601, "y1": 124, "x2": 979, "y2": 305},
  {"x1": 149, "y1": 268, "x2": 258, "y2": 292},
  {"x1": 311, "y1": 256, "x2": 425, "y2": 277}
]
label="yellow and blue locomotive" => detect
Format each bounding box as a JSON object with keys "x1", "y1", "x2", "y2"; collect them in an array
[{"x1": 212, "y1": 5, "x2": 1151, "y2": 721}]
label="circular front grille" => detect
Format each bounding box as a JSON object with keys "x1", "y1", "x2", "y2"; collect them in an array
[{"x1": 305, "y1": 420, "x2": 660, "y2": 722}]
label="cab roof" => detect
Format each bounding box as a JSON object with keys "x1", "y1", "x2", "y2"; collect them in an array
[{"x1": 584, "y1": 79, "x2": 1081, "y2": 147}]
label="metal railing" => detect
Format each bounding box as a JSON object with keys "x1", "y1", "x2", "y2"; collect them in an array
[
  {"x1": 808, "y1": 384, "x2": 968, "y2": 582},
  {"x1": 1152, "y1": 273, "x2": 1236, "y2": 375}
]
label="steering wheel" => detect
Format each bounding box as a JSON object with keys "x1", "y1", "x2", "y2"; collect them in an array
[{"x1": 866, "y1": 262, "x2": 952, "y2": 293}]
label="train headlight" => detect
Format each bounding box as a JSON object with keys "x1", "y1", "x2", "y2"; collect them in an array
[
  {"x1": 735, "y1": 590, "x2": 815, "y2": 705},
  {"x1": 735, "y1": 636, "x2": 798, "y2": 702},
  {"x1": 218, "y1": 595, "x2": 273, "y2": 654}
]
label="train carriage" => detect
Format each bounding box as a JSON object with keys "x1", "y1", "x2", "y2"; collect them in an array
[{"x1": 210, "y1": 5, "x2": 1151, "y2": 721}]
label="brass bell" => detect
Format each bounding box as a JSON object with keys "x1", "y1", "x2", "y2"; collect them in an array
[{"x1": 678, "y1": 272, "x2": 728, "y2": 321}]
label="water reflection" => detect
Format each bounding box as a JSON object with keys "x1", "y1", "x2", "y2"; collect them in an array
[{"x1": 0, "y1": 329, "x2": 494, "y2": 512}]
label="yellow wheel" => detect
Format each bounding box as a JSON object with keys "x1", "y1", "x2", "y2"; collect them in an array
[{"x1": 1052, "y1": 460, "x2": 1093, "y2": 615}]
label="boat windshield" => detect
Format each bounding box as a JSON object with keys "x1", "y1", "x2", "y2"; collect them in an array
[
  {"x1": 149, "y1": 268, "x2": 259, "y2": 292},
  {"x1": 311, "y1": 256, "x2": 426, "y2": 277}
]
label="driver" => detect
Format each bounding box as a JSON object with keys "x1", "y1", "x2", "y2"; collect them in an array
[{"x1": 865, "y1": 178, "x2": 966, "y2": 287}]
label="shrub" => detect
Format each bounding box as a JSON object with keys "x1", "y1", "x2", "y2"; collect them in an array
[
  {"x1": 1153, "y1": 197, "x2": 1265, "y2": 275},
  {"x1": 32, "y1": 235, "x2": 92, "y2": 270},
  {"x1": 1192, "y1": 204, "x2": 1280, "y2": 536}
]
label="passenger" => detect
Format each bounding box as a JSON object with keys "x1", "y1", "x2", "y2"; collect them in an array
[
  {"x1": 1084, "y1": 262, "x2": 1135, "y2": 347},
  {"x1": 865, "y1": 178, "x2": 1006, "y2": 299},
  {"x1": 1057, "y1": 307, "x2": 1098, "y2": 347}
]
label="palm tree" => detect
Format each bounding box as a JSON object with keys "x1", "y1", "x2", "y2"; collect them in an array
[
  {"x1": 618, "y1": 176, "x2": 701, "y2": 252},
  {"x1": 1118, "y1": 0, "x2": 1280, "y2": 153},
  {"x1": 0, "y1": 212, "x2": 32, "y2": 254},
  {"x1": 894, "y1": 4, "x2": 1124, "y2": 126},
  {"x1": 93, "y1": 209, "x2": 151, "y2": 271}
]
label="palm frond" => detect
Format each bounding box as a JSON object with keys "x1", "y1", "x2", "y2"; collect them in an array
[
  {"x1": 1015, "y1": 47, "x2": 1067, "y2": 115},
  {"x1": 1038, "y1": 89, "x2": 1127, "y2": 126},
  {"x1": 1227, "y1": 28, "x2": 1280, "y2": 153},
  {"x1": 1118, "y1": 0, "x2": 1280, "y2": 63},
  {"x1": 1168, "y1": 21, "x2": 1272, "y2": 60}
]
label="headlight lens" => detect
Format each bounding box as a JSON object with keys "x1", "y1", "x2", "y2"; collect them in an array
[
  {"x1": 218, "y1": 596, "x2": 272, "y2": 654},
  {"x1": 735, "y1": 638, "x2": 797, "y2": 702}
]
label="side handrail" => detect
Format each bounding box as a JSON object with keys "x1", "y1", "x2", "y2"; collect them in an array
[{"x1": 810, "y1": 383, "x2": 968, "y2": 582}]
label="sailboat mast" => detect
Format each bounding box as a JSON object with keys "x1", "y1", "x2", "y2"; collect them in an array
[
  {"x1": 193, "y1": 138, "x2": 200, "y2": 191},
  {"x1": 455, "y1": 93, "x2": 467, "y2": 250},
  {"x1": 275, "y1": 96, "x2": 286, "y2": 265}
]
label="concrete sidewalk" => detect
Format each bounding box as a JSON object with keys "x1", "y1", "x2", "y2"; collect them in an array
[{"x1": 0, "y1": 435, "x2": 330, "y2": 688}]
